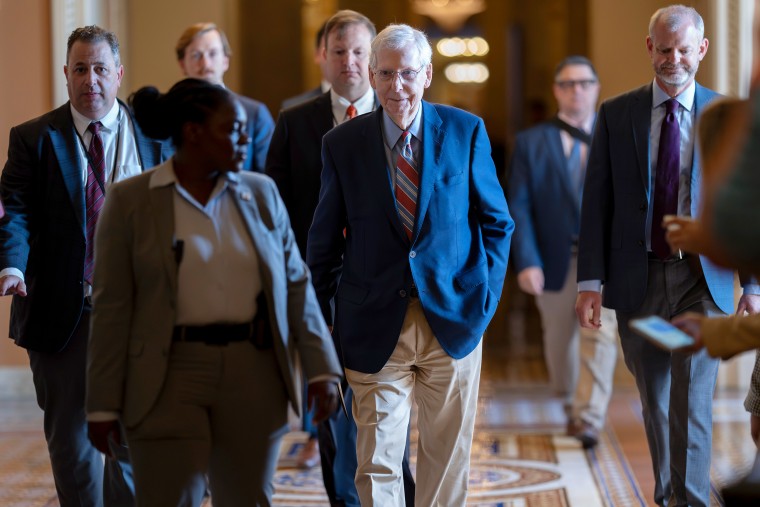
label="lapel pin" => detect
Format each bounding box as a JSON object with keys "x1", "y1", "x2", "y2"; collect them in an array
[{"x1": 240, "y1": 191, "x2": 251, "y2": 202}]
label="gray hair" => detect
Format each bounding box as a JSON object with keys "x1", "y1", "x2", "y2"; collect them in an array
[
  {"x1": 370, "y1": 24, "x2": 432, "y2": 71},
  {"x1": 649, "y1": 4, "x2": 705, "y2": 40}
]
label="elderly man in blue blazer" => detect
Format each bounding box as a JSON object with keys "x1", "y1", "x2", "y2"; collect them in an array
[
  {"x1": 576, "y1": 6, "x2": 760, "y2": 507},
  {"x1": 307, "y1": 23, "x2": 513, "y2": 506}
]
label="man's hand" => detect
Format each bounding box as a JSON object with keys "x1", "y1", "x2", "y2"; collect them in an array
[
  {"x1": 87, "y1": 420, "x2": 121, "y2": 458},
  {"x1": 752, "y1": 414, "x2": 760, "y2": 449},
  {"x1": 671, "y1": 312, "x2": 706, "y2": 353},
  {"x1": 307, "y1": 380, "x2": 339, "y2": 424},
  {"x1": 0, "y1": 275, "x2": 26, "y2": 297},
  {"x1": 517, "y1": 267, "x2": 544, "y2": 296},
  {"x1": 576, "y1": 291, "x2": 602, "y2": 329},
  {"x1": 737, "y1": 294, "x2": 760, "y2": 316}
]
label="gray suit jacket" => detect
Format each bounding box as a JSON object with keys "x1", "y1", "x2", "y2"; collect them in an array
[{"x1": 86, "y1": 160, "x2": 341, "y2": 427}]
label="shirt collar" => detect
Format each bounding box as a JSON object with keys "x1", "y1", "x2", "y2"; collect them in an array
[
  {"x1": 382, "y1": 104, "x2": 423, "y2": 151},
  {"x1": 330, "y1": 86, "x2": 376, "y2": 116},
  {"x1": 70, "y1": 100, "x2": 120, "y2": 137},
  {"x1": 149, "y1": 158, "x2": 240, "y2": 190},
  {"x1": 652, "y1": 78, "x2": 696, "y2": 112}
]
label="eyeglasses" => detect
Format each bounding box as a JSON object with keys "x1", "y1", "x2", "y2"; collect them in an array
[
  {"x1": 555, "y1": 79, "x2": 598, "y2": 90},
  {"x1": 373, "y1": 64, "x2": 426, "y2": 83}
]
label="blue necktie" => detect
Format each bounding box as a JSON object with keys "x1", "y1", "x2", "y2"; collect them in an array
[{"x1": 652, "y1": 98, "x2": 680, "y2": 259}]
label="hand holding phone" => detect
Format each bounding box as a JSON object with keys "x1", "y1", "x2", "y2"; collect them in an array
[{"x1": 629, "y1": 315, "x2": 695, "y2": 350}]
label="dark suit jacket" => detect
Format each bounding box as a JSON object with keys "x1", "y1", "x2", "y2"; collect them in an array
[
  {"x1": 235, "y1": 93, "x2": 274, "y2": 173},
  {"x1": 508, "y1": 122, "x2": 582, "y2": 290},
  {"x1": 265, "y1": 91, "x2": 334, "y2": 257},
  {"x1": 281, "y1": 86, "x2": 323, "y2": 111},
  {"x1": 306, "y1": 101, "x2": 514, "y2": 373},
  {"x1": 0, "y1": 100, "x2": 170, "y2": 353},
  {"x1": 577, "y1": 82, "x2": 735, "y2": 314}
]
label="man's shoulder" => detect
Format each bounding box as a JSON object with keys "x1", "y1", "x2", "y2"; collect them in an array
[
  {"x1": 515, "y1": 121, "x2": 557, "y2": 144},
  {"x1": 232, "y1": 92, "x2": 271, "y2": 117},
  {"x1": 12, "y1": 104, "x2": 71, "y2": 137},
  {"x1": 601, "y1": 83, "x2": 651, "y2": 108},
  {"x1": 280, "y1": 92, "x2": 330, "y2": 119},
  {"x1": 281, "y1": 87, "x2": 322, "y2": 110},
  {"x1": 427, "y1": 102, "x2": 481, "y2": 127}
]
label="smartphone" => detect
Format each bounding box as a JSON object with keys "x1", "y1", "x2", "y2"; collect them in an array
[{"x1": 629, "y1": 315, "x2": 695, "y2": 350}]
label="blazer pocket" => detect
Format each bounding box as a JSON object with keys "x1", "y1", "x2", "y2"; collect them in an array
[
  {"x1": 336, "y1": 279, "x2": 369, "y2": 305},
  {"x1": 434, "y1": 171, "x2": 465, "y2": 189},
  {"x1": 455, "y1": 261, "x2": 487, "y2": 291},
  {"x1": 128, "y1": 340, "x2": 144, "y2": 357}
]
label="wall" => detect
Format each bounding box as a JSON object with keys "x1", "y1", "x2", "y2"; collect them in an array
[{"x1": 0, "y1": 0, "x2": 52, "y2": 369}]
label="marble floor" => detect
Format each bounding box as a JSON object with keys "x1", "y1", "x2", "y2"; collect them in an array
[{"x1": 0, "y1": 312, "x2": 757, "y2": 506}]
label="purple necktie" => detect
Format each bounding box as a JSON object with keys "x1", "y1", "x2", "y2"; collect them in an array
[
  {"x1": 651, "y1": 98, "x2": 680, "y2": 259},
  {"x1": 84, "y1": 121, "x2": 105, "y2": 284}
]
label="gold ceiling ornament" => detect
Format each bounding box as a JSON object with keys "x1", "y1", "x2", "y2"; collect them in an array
[{"x1": 411, "y1": 0, "x2": 486, "y2": 33}]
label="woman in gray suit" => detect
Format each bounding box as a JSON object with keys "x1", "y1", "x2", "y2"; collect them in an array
[{"x1": 85, "y1": 78, "x2": 342, "y2": 506}]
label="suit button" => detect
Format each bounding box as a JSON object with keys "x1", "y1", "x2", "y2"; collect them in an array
[
  {"x1": 409, "y1": 251, "x2": 416, "y2": 258},
  {"x1": 399, "y1": 289, "x2": 407, "y2": 298},
  {"x1": 639, "y1": 204, "x2": 646, "y2": 211},
  {"x1": 638, "y1": 240, "x2": 644, "y2": 246}
]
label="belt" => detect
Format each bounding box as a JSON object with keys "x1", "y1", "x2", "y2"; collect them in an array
[
  {"x1": 172, "y1": 323, "x2": 254, "y2": 346},
  {"x1": 647, "y1": 251, "x2": 689, "y2": 261}
]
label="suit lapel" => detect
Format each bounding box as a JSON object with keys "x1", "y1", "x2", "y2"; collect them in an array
[
  {"x1": 49, "y1": 104, "x2": 86, "y2": 231},
  {"x1": 545, "y1": 126, "x2": 578, "y2": 207},
  {"x1": 631, "y1": 84, "x2": 653, "y2": 194},
  {"x1": 229, "y1": 179, "x2": 274, "y2": 293},
  {"x1": 147, "y1": 173, "x2": 178, "y2": 296},
  {"x1": 124, "y1": 100, "x2": 164, "y2": 171},
  {"x1": 363, "y1": 110, "x2": 409, "y2": 241},
  {"x1": 414, "y1": 101, "x2": 444, "y2": 243},
  {"x1": 312, "y1": 93, "x2": 336, "y2": 138}
]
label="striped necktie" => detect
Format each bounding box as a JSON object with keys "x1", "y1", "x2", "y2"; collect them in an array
[
  {"x1": 84, "y1": 121, "x2": 105, "y2": 284},
  {"x1": 395, "y1": 131, "x2": 418, "y2": 240}
]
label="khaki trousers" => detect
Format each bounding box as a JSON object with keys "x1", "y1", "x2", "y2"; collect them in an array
[
  {"x1": 535, "y1": 255, "x2": 618, "y2": 429},
  {"x1": 345, "y1": 299, "x2": 482, "y2": 507}
]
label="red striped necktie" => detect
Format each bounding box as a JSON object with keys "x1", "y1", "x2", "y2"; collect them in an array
[
  {"x1": 84, "y1": 121, "x2": 105, "y2": 284},
  {"x1": 395, "y1": 131, "x2": 418, "y2": 240}
]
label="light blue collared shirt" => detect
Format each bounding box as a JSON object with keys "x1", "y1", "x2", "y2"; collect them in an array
[{"x1": 380, "y1": 106, "x2": 424, "y2": 191}]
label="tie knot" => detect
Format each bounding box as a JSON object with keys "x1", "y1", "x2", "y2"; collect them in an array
[
  {"x1": 346, "y1": 104, "x2": 357, "y2": 120},
  {"x1": 665, "y1": 98, "x2": 679, "y2": 115},
  {"x1": 401, "y1": 130, "x2": 411, "y2": 147},
  {"x1": 88, "y1": 121, "x2": 103, "y2": 135}
]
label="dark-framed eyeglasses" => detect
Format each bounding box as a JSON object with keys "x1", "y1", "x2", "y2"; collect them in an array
[
  {"x1": 373, "y1": 64, "x2": 426, "y2": 83},
  {"x1": 555, "y1": 79, "x2": 598, "y2": 90}
]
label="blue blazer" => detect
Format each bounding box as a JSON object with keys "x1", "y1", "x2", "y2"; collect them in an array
[
  {"x1": 508, "y1": 122, "x2": 582, "y2": 290},
  {"x1": 0, "y1": 101, "x2": 171, "y2": 353},
  {"x1": 235, "y1": 93, "x2": 274, "y2": 173},
  {"x1": 577, "y1": 82, "x2": 735, "y2": 314},
  {"x1": 306, "y1": 101, "x2": 514, "y2": 373}
]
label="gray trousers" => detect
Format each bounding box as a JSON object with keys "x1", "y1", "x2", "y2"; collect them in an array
[
  {"x1": 615, "y1": 255, "x2": 721, "y2": 507},
  {"x1": 535, "y1": 255, "x2": 618, "y2": 429},
  {"x1": 28, "y1": 306, "x2": 134, "y2": 507}
]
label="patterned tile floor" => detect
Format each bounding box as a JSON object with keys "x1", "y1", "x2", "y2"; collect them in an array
[
  {"x1": 1, "y1": 382, "x2": 755, "y2": 506},
  {"x1": 0, "y1": 326, "x2": 756, "y2": 506}
]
